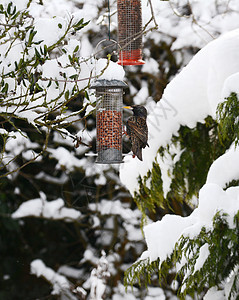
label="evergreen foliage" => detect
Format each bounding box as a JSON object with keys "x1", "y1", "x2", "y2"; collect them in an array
[
  {"x1": 175, "y1": 212, "x2": 239, "y2": 299},
  {"x1": 134, "y1": 160, "x2": 164, "y2": 225},
  {"x1": 133, "y1": 117, "x2": 233, "y2": 222},
  {"x1": 125, "y1": 94, "x2": 239, "y2": 297},
  {"x1": 217, "y1": 92, "x2": 239, "y2": 146},
  {"x1": 125, "y1": 204, "x2": 239, "y2": 298},
  {"x1": 124, "y1": 258, "x2": 160, "y2": 289}
]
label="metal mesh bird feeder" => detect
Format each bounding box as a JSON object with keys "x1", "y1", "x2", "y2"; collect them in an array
[
  {"x1": 117, "y1": 0, "x2": 144, "y2": 65},
  {"x1": 91, "y1": 79, "x2": 128, "y2": 164}
]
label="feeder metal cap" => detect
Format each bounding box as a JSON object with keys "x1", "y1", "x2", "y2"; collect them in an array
[{"x1": 90, "y1": 79, "x2": 128, "y2": 89}]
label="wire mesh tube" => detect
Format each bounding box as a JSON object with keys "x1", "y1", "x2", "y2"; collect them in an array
[
  {"x1": 117, "y1": 0, "x2": 144, "y2": 65},
  {"x1": 91, "y1": 80, "x2": 127, "y2": 164}
]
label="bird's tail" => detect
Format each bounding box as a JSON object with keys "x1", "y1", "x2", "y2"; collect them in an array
[{"x1": 132, "y1": 143, "x2": 143, "y2": 161}]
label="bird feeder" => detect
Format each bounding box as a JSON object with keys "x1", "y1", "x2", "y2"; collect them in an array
[
  {"x1": 117, "y1": 0, "x2": 144, "y2": 65},
  {"x1": 91, "y1": 79, "x2": 127, "y2": 164}
]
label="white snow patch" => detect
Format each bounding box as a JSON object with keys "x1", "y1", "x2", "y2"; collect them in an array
[
  {"x1": 204, "y1": 287, "x2": 225, "y2": 300},
  {"x1": 193, "y1": 243, "x2": 209, "y2": 273},
  {"x1": 12, "y1": 196, "x2": 81, "y2": 221},
  {"x1": 206, "y1": 145, "x2": 239, "y2": 188},
  {"x1": 31, "y1": 259, "x2": 70, "y2": 295},
  {"x1": 95, "y1": 58, "x2": 125, "y2": 81}
]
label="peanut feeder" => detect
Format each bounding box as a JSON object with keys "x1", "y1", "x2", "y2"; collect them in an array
[
  {"x1": 117, "y1": 0, "x2": 144, "y2": 65},
  {"x1": 91, "y1": 79, "x2": 127, "y2": 164}
]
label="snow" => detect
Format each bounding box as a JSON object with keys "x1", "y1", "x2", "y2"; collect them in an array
[
  {"x1": 221, "y1": 72, "x2": 239, "y2": 100},
  {"x1": 143, "y1": 0, "x2": 239, "y2": 50},
  {"x1": 206, "y1": 145, "x2": 239, "y2": 188},
  {"x1": 95, "y1": 58, "x2": 125, "y2": 81},
  {"x1": 193, "y1": 243, "x2": 209, "y2": 273},
  {"x1": 120, "y1": 28, "x2": 239, "y2": 196},
  {"x1": 31, "y1": 259, "x2": 70, "y2": 295},
  {"x1": 12, "y1": 198, "x2": 43, "y2": 218},
  {"x1": 2, "y1": 0, "x2": 239, "y2": 298},
  {"x1": 133, "y1": 81, "x2": 149, "y2": 105},
  {"x1": 155, "y1": 143, "x2": 182, "y2": 198},
  {"x1": 22, "y1": 150, "x2": 42, "y2": 161},
  {"x1": 47, "y1": 147, "x2": 86, "y2": 172},
  {"x1": 89, "y1": 200, "x2": 142, "y2": 243},
  {"x1": 0, "y1": 128, "x2": 8, "y2": 135},
  {"x1": 141, "y1": 57, "x2": 159, "y2": 75},
  {"x1": 89, "y1": 199, "x2": 141, "y2": 225},
  {"x1": 143, "y1": 214, "x2": 197, "y2": 264},
  {"x1": 34, "y1": 17, "x2": 67, "y2": 47},
  {"x1": 142, "y1": 182, "x2": 239, "y2": 269},
  {"x1": 58, "y1": 265, "x2": 83, "y2": 279},
  {"x1": 12, "y1": 193, "x2": 81, "y2": 221},
  {"x1": 147, "y1": 287, "x2": 165, "y2": 299},
  {"x1": 86, "y1": 251, "x2": 110, "y2": 300},
  {"x1": 203, "y1": 287, "x2": 225, "y2": 300},
  {"x1": 5, "y1": 131, "x2": 39, "y2": 157},
  {"x1": 94, "y1": 174, "x2": 107, "y2": 186}
]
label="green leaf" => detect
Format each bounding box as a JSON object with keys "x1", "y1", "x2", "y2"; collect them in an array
[
  {"x1": 1, "y1": 83, "x2": 9, "y2": 94},
  {"x1": 73, "y1": 45, "x2": 79, "y2": 53},
  {"x1": 73, "y1": 18, "x2": 90, "y2": 31},
  {"x1": 44, "y1": 45, "x2": 48, "y2": 55},
  {"x1": 35, "y1": 48, "x2": 41, "y2": 59},
  {"x1": 7, "y1": 2, "x2": 12, "y2": 15},
  {"x1": 84, "y1": 90, "x2": 89, "y2": 100},
  {"x1": 28, "y1": 29, "x2": 37, "y2": 45},
  {"x1": 65, "y1": 90, "x2": 69, "y2": 100}
]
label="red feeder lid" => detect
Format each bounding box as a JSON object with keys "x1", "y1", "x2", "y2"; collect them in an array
[
  {"x1": 117, "y1": 58, "x2": 145, "y2": 66},
  {"x1": 117, "y1": 49, "x2": 145, "y2": 66}
]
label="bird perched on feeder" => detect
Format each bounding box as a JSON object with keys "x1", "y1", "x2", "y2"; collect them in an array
[{"x1": 124, "y1": 105, "x2": 149, "y2": 161}]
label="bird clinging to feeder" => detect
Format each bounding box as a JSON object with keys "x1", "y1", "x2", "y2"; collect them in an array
[{"x1": 124, "y1": 105, "x2": 148, "y2": 161}]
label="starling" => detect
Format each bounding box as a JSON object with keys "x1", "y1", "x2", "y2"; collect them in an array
[{"x1": 124, "y1": 105, "x2": 149, "y2": 161}]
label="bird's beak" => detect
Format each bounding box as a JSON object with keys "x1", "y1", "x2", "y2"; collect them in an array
[{"x1": 123, "y1": 106, "x2": 133, "y2": 110}]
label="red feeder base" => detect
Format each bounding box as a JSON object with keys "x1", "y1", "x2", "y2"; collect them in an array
[{"x1": 117, "y1": 49, "x2": 145, "y2": 66}]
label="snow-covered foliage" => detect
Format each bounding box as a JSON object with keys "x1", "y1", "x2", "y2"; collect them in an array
[
  {"x1": 120, "y1": 28, "x2": 239, "y2": 195},
  {"x1": 31, "y1": 259, "x2": 71, "y2": 295},
  {"x1": 88, "y1": 251, "x2": 110, "y2": 300},
  {"x1": 2, "y1": 0, "x2": 239, "y2": 299},
  {"x1": 12, "y1": 192, "x2": 81, "y2": 221},
  {"x1": 120, "y1": 2, "x2": 239, "y2": 298}
]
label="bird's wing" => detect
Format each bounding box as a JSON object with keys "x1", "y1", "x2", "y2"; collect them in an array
[{"x1": 127, "y1": 116, "x2": 148, "y2": 147}]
